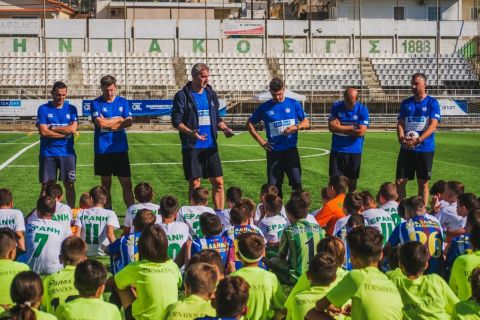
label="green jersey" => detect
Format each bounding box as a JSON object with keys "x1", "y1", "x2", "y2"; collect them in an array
[
  {"x1": 0, "y1": 259, "x2": 29, "y2": 305},
  {"x1": 165, "y1": 294, "x2": 215, "y2": 320},
  {"x1": 452, "y1": 300, "x2": 480, "y2": 320},
  {"x1": 278, "y1": 219, "x2": 325, "y2": 279},
  {"x1": 114, "y1": 259, "x2": 182, "y2": 320},
  {"x1": 450, "y1": 251, "x2": 480, "y2": 300},
  {"x1": 42, "y1": 265, "x2": 79, "y2": 314},
  {"x1": 232, "y1": 266, "x2": 286, "y2": 320},
  {"x1": 390, "y1": 273, "x2": 459, "y2": 319},
  {"x1": 289, "y1": 286, "x2": 345, "y2": 320},
  {"x1": 327, "y1": 267, "x2": 403, "y2": 320},
  {"x1": 284, "y1": 268, "x2": 347, "y2": 320},
  {"x1": 386, "y1": 268, "x2": 404, "y2": 279},
  {"x1": 56, "y1": 297, "x2": 121, "y2": 320},
  {"x1": 1, "y1": 308, "x2": 56, "y2": 320}
]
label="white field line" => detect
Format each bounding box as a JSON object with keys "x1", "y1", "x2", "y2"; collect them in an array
[
  {"x1": 0, "y1": 141, "x2": 40, "y2": 172},
  {"x1": 5, "y1": 146, "x2": 329, "y2": 168}
]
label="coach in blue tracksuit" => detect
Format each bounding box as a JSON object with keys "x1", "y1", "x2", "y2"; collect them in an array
[
  {"x1": 396, "y1": 72, "x2": 441, "y2": 205},
  {"x1": 247, "y1": 78, "x2": 309, "y2": 198},
  {"x1": 36, "y1": 81, "x2": 78, "y2": 208},
  {"x1": 171, "y1": 63, "x2": 234, "y2": 211},
  {"x1": 328, "y1": 87, "x2": 369, "y2": 192}
]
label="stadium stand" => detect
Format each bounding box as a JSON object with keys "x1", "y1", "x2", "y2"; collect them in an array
[
  {"x1": 0, "y1": 52, "x2": 69, "y2": 87},
  {"x1": 277, "y1": 53, "x2": 364, "y2": 92},
  {"x1": 81, "y1": 52, "x2": 176, "y2": 87},
  {"x1": 184, "y1": 52, "x2": 271, "y2": 92},
  {"x1": 371, "y1": 53, "x2": 480, "y2": 89}
]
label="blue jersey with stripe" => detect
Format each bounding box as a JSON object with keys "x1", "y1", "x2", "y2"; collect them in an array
[
  {"x1": 91, "y1": 96, "x2": 132, "y2": 154},
  {"x1": 398, "y1": 95, "x2": 441, "y2": 152},
  {"x1": 191, "y1": 235, "x2": 234, "y2": 266},
  {"x1": 388, "y1": 215, "x2": 444, "y2": 275},
  {"x1": 222, "y1": 225, "x2": 266, "y2": 270},
  {"x1": 108, "y1": 231, "x2": 140, "y2": 274},
  {"x1": 329, "y1": 101, "x2": 369, "y2": 154},
  {"x1": 37, "y1": 101, "x2": 78, "y2": 157},
  {"x1": 336, "y1": 226, "x2": 352, "y2": 271},
  {"x1": 445, "y1": 233, "x2": 472, "y2": 279}
]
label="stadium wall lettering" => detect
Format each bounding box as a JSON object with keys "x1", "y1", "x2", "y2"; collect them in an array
[{"x1": 0, "y1": 19, "x2": 475, "y2": 55}]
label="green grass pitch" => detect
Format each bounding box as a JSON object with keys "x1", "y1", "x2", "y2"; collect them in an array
[{"x1": 1, "y1": 130, "x2": 479, "y2": 218}]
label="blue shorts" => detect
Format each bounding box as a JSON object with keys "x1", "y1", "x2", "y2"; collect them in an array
[
  {"x1": 182, "y1": 147, "x2": 223, "y2": 180},
  {"x1": 39, "y1": 155, "x2": 76, "y2": 183}
]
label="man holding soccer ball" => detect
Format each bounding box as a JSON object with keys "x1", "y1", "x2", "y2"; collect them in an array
[{"x1": 396, "y1": 73, "x2": 441, "y2": 205}]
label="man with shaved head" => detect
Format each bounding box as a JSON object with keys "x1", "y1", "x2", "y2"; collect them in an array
[{"x1": 328, "y1": 87, "x2": 369, "y2": 192}]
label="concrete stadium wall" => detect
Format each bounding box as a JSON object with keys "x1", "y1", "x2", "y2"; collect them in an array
[{"x1": 0, "y1": 19, "x2": 476, "y2": 55}]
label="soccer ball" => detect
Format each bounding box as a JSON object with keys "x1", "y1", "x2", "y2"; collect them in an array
[{"x1": 405, "y1": 131, "x2": 419, "y2": 140}]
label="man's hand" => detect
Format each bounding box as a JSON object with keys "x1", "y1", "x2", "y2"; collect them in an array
[
  {"x1": 261, "y1": 140, "x2": 274, "y2": 152},
  {"x1": 283, "y1": 125, "x2": 298, "y2": 136},
  {"x1": 223, "y1": 127, "x2": 235, "y2": 138},
  {"x1": 189, "y1": 130, "x2": 207, "y2": 141},
  {"x1": 329, "y1": 118, "x2": 341, "y2": 128}
]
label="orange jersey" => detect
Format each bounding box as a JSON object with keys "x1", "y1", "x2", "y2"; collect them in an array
[
  {"x1": 315, "y1": 193, "x2": 346, "y2": 235},
  {"x1": 71, "y1": 207, "x2": 81, "y2": 234}
]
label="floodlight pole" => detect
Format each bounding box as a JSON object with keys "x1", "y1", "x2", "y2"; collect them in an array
[
  {"x1": 436, "y1": 0, "x2": 440, "y2": 94},
  {"x1": 43, "y1": 0, "x2": 47, "y2": 99},
  {"x1": 124, "y1": 0, "x2": 128, "y2": 97}
]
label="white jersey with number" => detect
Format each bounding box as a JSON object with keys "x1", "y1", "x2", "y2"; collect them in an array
[
  {"x1": 305, "y1": 214, "x2": 319, "y2": 225},
  {"x1": 380, "y1": 201, "x2": 399, "y2": 215},
  {"x1": 258, "y1": 215, "x2": 289, "y2": 243},
  {"x1": 23, "y1": 218, "x2": 71, "y2": 275},
  {"x1": 124, "y1": 202, "x2": 161, "y2": 229},
  {"x1": 74, "y1": 207, "x2": 120, "y2": 256},
  {"x1": 217, "y1": 208, "x2": 232, "y2": 231},
  {"x1": 27, "y1": 202, "x2": 73, "y2": 232},
  {"x1": 0, "y1": 208, "x2": 25, "y2": 232},
  {"x1": 363, "y1": 208, "x2": 396, "y2": 242},
  {"x1": 254, "y1": 203, "x2": 287, "y2": 224},
  {"x1": 177, "y1": 205, "x2": 215, "y2": 238},
  {"x1": 159, "y1": 222, "x2": 191, "y2": 260}
]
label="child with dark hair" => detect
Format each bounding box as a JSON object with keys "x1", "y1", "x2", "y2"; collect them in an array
[
  {"x1": 123, "y1": 182, "x2": 160, "y2": 235},
  {"x1": 271, "y1": 195, "x2": 325, "y2": 284},
  {"x1": 0, "y1": 188, "x2": 26, "y2": 251},
  {"x1": 177, "y1": 187, "x2": 215, "y2": 238},
  {"x1": 74, "y1": 186, "x2": 120, "y2": 256},
  {"x1": 429, "y1": 180, "x2": 447, "y2": 215},
  {"x1": 258, "y1": 194, "x2": 288, "y2": 257},
  {"x1": 165, "y1": 263, "x2": 217, "y2": 319},
  {"x1": 191, "y1": 213, "x2": 234, "y2": 273},
  {"x1": 222, "y1": 200, "x2": 265, "y2": 271},
  {"x1": 315, "y1": 175, "x2": 348, "y2": 235},
  {"x1": 22, "y1": 196, "x2": 72, "y2": 275},
  {"x1": 385, "y1": 246, "x2": 403, "y2": 278},
  {"x1": 254, "y1": 184, "x2": 287, "y2": 224},
  {"x1": 217, "y1": 186, "x2": 243, "y2": 230},
  {"x1": 55, "y1": 259, "x2": 121, "y2": 320},
  {"x1": 332, "y1": 192, "x2": 363, "y2": 236},
  {"x1": 450, "y1": 224, "x2": 480, "y2": 300},
  {"x1": 377, "y1": 182, "x2": 401, "y2": 225},
  {"x1": 196, "y1": 276, "x2": 250, "y2": 320},
  {"x1": 287, "y1": 253, "x2": 340, "y2": 320},
  {"x1": 27, "y1": 182, "x2": 74, "y2": 234},
  {"x1": 42, "y1": 237, "x2": 87, "y2": 314},
  {"x1": 114, "y1": 224, "x2": 182, "y2": 319},
  {"x1": 231, "y1": 233, "x2": 285, "y2": 320},
  {"x1": 108, "y1": 209, "x2": 156, "y2": 274},
  {"x1": 308, "y1": 227, "x2": 403, "y2": 320},
  {"x1": 187, "y1": 249, "x2": 226, "y2": 280},
  {"x1": 452, "y1": 267, "x2": 480, "y2": 319},
  {"x1": 390, "y1": 241, "x2": 458, "y2": 319},
  {"x1": 360, "y1": 190, "x2": 397, "y2": 245},
  {"x1": 437, "y1": 181, "x2": 465, "y2": 240},
  {"x1": 0, "y1": 271, "x2": 55, "y2": 320},
  {"x1": 158, "y1": 195, "x2": 191, "y2": 263},
  {"x1": 0, "y1": 228, "x2": 29, "y2": 307}
]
